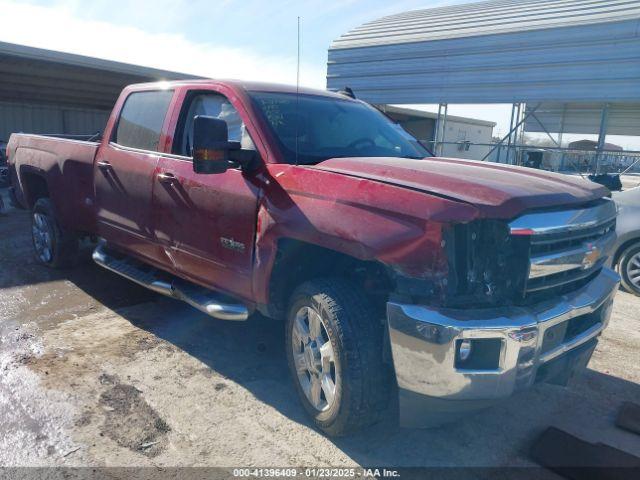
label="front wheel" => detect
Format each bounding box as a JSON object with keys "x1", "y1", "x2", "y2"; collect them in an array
[
  {"x1": 285, "y1": 278, "x2": 390, "y2": 436},
  {"x1": 617, "y1": 242, "x2": 640, "y2": 296}
]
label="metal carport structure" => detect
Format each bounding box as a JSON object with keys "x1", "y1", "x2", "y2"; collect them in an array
[
  {"x1": 327, "y1": 0, "x2": 640, "y2": 171},
  {"x1": 0, "y1": 41, "x2": 195, "y2": 140}
]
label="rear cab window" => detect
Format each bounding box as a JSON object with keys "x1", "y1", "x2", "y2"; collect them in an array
[{"x1": 113, "y1": 90, "x2": 174, "y2": 152}]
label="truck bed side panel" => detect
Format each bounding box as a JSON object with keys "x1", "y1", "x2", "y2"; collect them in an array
[{"x1": 9, "y1": 134, "x2": 99, "y2": 233}]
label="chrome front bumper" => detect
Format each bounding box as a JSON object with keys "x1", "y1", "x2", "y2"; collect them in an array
[{"x1": 387, "y1": 268, "x2": 619, "y2": 424}]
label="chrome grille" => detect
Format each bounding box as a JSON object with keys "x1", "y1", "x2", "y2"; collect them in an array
[
  {"x1": 509, "y1": 199, "x2": 617, "y2": 296},
  {"x1": 528, "y1": 218, "x2": 616, "y2": 255}
]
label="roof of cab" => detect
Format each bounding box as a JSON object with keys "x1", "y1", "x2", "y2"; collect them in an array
[{"x1": 126, "y1": 79, "x2": 352, "y2": 100}]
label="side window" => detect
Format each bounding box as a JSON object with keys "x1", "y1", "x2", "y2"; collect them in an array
[
  {"x1": 114, "y1": 90, "x2": 173, "y2": 151},
  {"x1": 174, "y1": 92, "x2": 255, "y2": 157}
]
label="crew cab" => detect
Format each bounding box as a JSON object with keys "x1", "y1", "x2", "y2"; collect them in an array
[{"x1": 7, "y1": 80, "x2": 619, "y2": 435}]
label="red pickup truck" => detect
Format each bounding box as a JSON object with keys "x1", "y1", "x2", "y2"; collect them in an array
[{"x1": 7, "y1": 80, "x2": 619, "y2": 435}]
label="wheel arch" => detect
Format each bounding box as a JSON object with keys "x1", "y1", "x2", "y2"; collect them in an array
[
  {"x1": 261, "y1": 238, "x2": 394, "y2": 319},
  {"x1": 19, "y1": 167, "x2": 50, "y2": 208},
  {"x1": 613, "y1": 236, "x2": 640, "y2": 267}
]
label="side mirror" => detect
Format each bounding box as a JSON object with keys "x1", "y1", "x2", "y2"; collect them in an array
[{"x1": 192, "y1": 115, "x2": 238, "y2": 174}]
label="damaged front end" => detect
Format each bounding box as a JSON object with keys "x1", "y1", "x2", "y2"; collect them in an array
[
  {"x1": 445, "y1": 219, "x2": 530, "y2": 307},
  {"x1": 385, "y1": 199, "x2": 620, "y2": 427},
  {"x1": 391, "y1": 218, "x2": 530, "y2": 308}
]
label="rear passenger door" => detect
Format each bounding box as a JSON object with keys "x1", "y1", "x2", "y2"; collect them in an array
[
  {"x1": 94, "y1": 89, "x2": 174, "y2": 266},
  {"x1": 152, "y1": 90, "x2": 261, "y2": 300}
]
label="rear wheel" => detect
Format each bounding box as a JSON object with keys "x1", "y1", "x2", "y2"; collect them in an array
[
  {"x1": 285, "y1": 278, "x2": 390, "y2": 436},
  {"x1": 31, "y1": 198, "x2": 79, "y2": 268},
  {"x1": 618, "y1": 242, "x2": 640, "y2": 296}
]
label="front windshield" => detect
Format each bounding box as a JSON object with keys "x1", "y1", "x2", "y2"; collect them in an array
[{"x1": 248, "y1": 91, "x2": 431, "y2": 165}]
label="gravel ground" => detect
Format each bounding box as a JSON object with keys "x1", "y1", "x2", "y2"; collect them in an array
[{"x1": 1, "y1": 188, "x2": 639, "y2": 470}]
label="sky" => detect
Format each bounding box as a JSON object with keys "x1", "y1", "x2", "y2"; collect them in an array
[
  {"x1": 0, "y1": 0, "x2": 637, "y2": 147},
  {"x1": 1, "y1": 0, "x2": 462, "y2": 88},
  {"x1": 0, "y1": 0, "x2": 515, "y2": 133}
]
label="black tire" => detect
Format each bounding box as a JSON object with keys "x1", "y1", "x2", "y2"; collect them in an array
[
  {"x1": 285, "y1": 278, "x2": 391, "y2": 436},
  {"x1": 31, "y1": 198, "x2": 79, "y2": 268},
  {"x1": 617, "y1": 242, "x2": 640, "y2": 296}
]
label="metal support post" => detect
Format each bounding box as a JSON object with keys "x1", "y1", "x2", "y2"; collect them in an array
[
  {"x1": 513, "y1": 103, "x2": 524, "y2": 165},
  {"x1": 434, "y1": 103, "x2": 443, "y2": 156},
  {"x1": 506, "y1": 103, "x2": 517, "y2": 164},
  {"x1": 595, "y1": 103, "x2": 610, "y2": 175},
  {"x1": 481, "y1": 103, "x2": 541, "y2": 162},
  {"x1": 439, "y1": 103, "x2": 448, "y2": 156},
  {"x1": 558, "y1": 104, "x2": 566, "y2": 171}
]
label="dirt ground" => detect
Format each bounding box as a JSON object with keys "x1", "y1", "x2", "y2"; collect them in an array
[{"x1": 1, "y1": 188, "x2": 639, "y2": 470}]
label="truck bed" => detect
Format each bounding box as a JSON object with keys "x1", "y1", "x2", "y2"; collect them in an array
[{"x1": 8, "y1": 133, "x2": 99, "y2": 233}]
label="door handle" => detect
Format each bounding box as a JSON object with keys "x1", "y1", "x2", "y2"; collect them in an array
[
  {"x1": 97, "y1": 160, "x2": 111, "y2": 170},
  {"x1": 157, "y1": 172, "x2": 177, "y2": 184}
]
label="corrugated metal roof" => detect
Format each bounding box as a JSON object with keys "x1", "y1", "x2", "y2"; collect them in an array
[
  {"x1": 327, "y1": 0, "x2": 640, "y2": 104},
  {"x1": 524, "y1": 102, "x2": 640, "y2": 135},
  {"x1": 0, "y1": 41, "x2": 198, "y2": 109},
  {"x1": 0, "y1": 41, "x2": 191, "y2": 79},
  {"x1": 332, "y1": 0, "x2": 640, "y2": 48}
]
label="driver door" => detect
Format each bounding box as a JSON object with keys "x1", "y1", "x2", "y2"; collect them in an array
[{"x1": 152, "y1": 90, "x2": 260, "y2": 299}]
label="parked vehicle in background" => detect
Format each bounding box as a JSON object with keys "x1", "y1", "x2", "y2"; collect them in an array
[
  {"x1": 612, "y1": 187, "x2": 640, "y2": 296},
  {"x1": 6, "y1": 80, "x2": 620, "y2": 435}
]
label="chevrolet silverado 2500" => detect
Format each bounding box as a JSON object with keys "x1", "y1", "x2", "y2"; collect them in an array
[{"x1": 7, "y1": 80, "x2": 619, "y2": 435}]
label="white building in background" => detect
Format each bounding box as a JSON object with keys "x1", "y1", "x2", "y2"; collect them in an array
[{"x1": 379, "y1": 105, "x2": 495, "y2": 160}]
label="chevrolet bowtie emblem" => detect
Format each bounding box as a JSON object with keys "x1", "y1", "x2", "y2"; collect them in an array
[{"x1": 582, "y1": 245, "x2": 601, "y2": 270}]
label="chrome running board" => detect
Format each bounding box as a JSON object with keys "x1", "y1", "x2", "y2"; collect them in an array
[{"x1": 92, "y1": 244, "x2": 248, "y2": 321}]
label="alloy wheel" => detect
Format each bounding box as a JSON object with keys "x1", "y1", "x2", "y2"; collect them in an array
[
  {"x1": 32, "y1": 212, "x2": 53, "y2": 263},
  {"x1": 626, "y1": 251, "x2": 640, "y2": 290},
  {"x1": 291, "y1": 306, "x2": 337, "y2": 412}
]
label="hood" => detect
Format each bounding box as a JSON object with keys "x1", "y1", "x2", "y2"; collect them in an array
[{"x1": 313, "y1": 157, "x2": 608, "y2": 219}]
